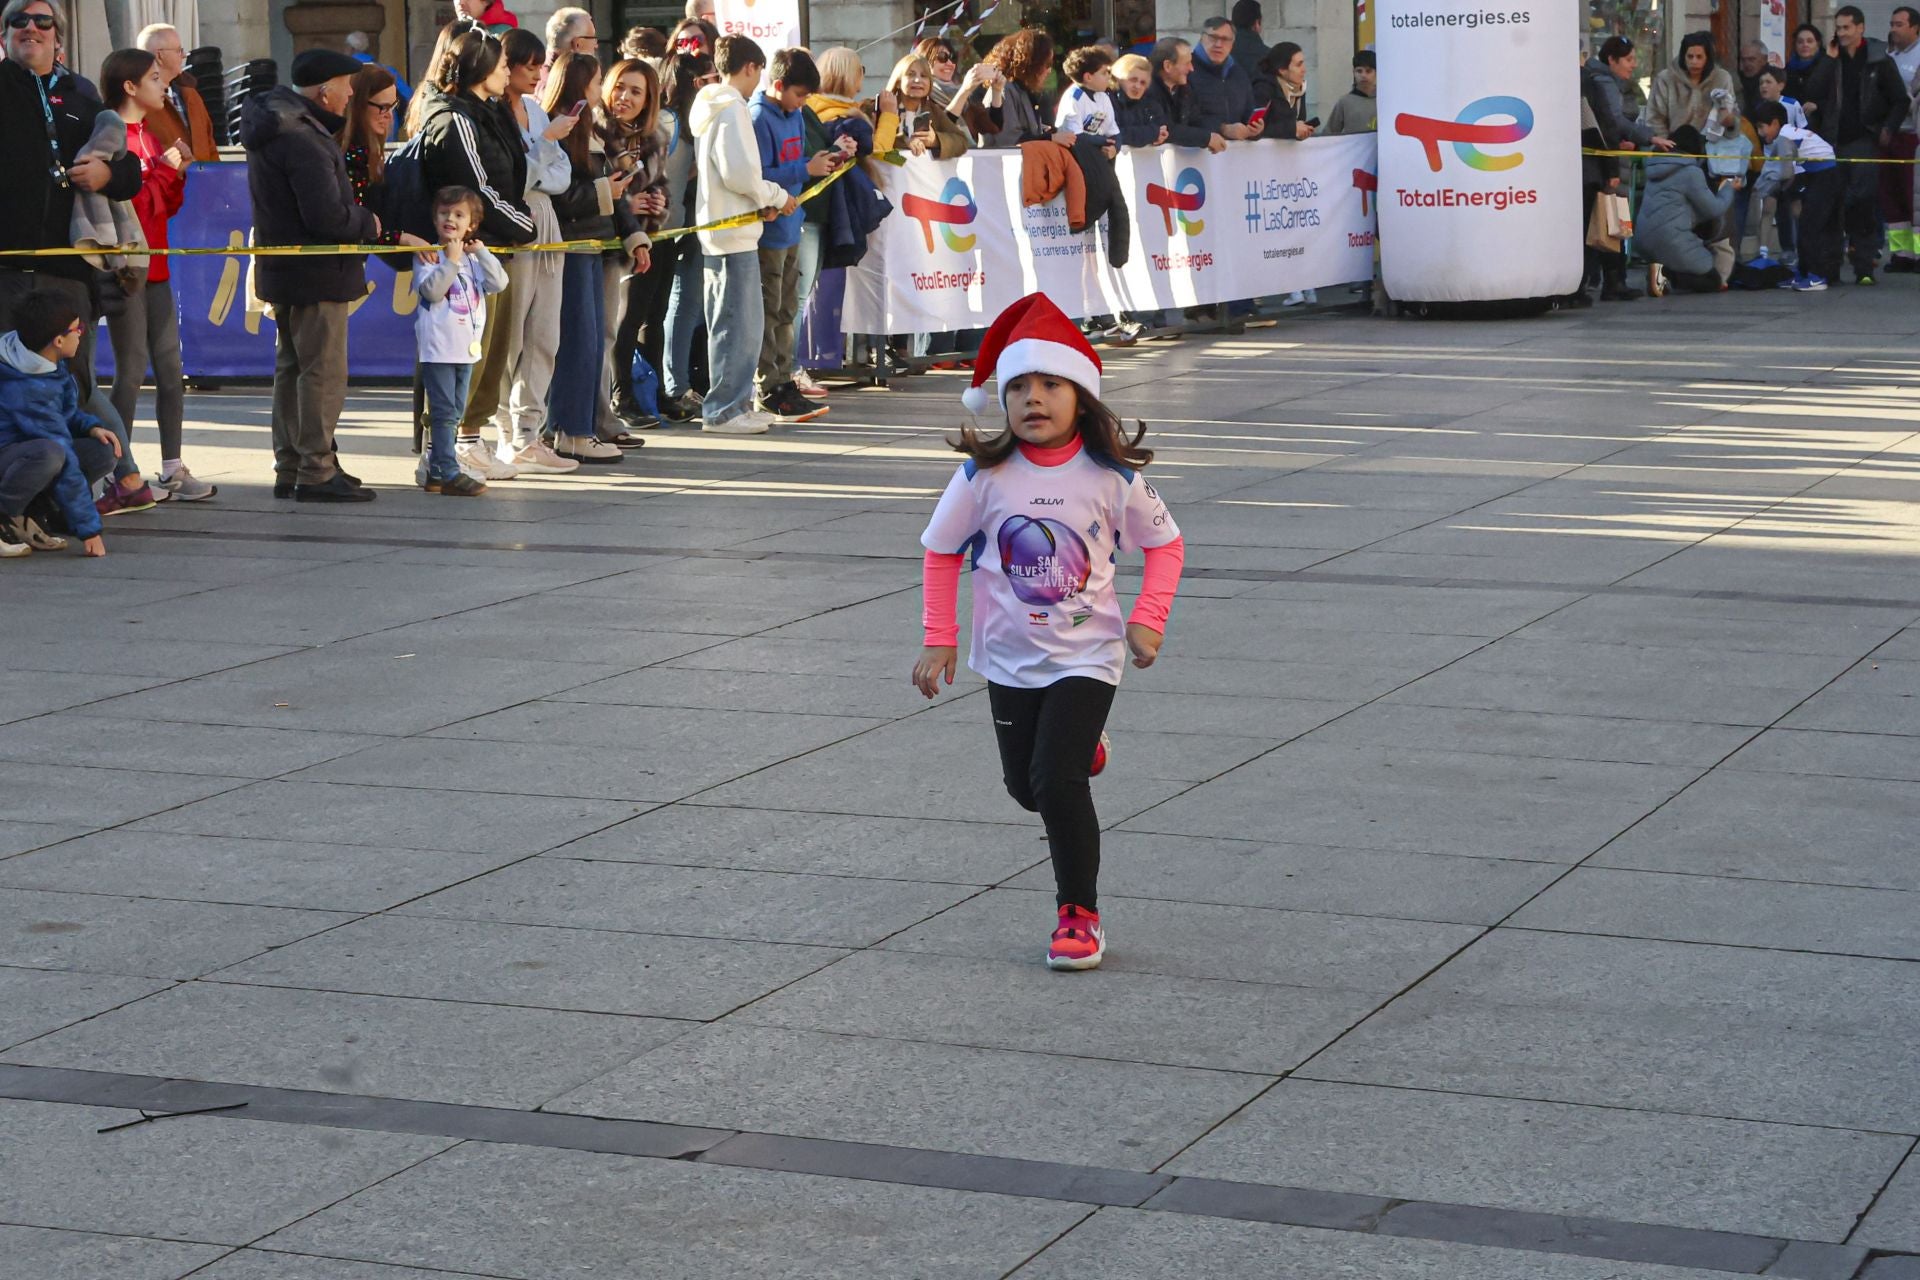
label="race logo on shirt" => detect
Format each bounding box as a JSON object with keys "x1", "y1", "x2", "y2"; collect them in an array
[{"x1": 998, "y1": 515, "x2": 1092, "y2": 606}]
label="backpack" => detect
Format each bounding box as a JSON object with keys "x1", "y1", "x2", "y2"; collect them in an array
[
  {"x1": 1732, "y1": 257, "x2": 1792, "y2": 290},
  {"x1": 374, "y1": 133, "x2": 435, "y2": 255}
]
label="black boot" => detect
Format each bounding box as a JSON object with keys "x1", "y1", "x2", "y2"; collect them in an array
[{"x1": 1600, "y1": 268, "x2": 1643, "y2": 301}]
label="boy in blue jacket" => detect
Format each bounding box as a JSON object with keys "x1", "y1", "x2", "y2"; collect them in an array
[
  {"x1": 750, "y1": 47, "x2": 839, "y2": 425},
  {"x1": 0, "y1": 291, "x2": 120, "y2": 558}
]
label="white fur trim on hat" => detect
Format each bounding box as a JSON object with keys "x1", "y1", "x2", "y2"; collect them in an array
[{"x1": 988, "y1": 337, "x2": 1101, "y2": 408}]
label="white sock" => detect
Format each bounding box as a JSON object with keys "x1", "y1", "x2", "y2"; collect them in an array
[{"x1": 161, "y1": 459, "x2": 182, "y2": 479}]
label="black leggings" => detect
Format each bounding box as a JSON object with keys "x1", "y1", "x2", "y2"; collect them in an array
[{"x1": 988, "y1": 677, "x2": 1116, "y2": 911}]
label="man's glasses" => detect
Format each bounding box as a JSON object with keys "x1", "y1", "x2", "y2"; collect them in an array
[{"x1": 7, "y1": 13, "x2": 56, "y2": 29}]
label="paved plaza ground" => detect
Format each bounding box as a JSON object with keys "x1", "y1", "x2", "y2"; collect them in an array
[{"x1": 3, "y1": 282, "x2": 1919, "y2": 1279}]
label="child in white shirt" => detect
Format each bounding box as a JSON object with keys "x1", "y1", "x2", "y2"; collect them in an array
[
  {"x1": 413, "y1": 186, "x2": 508, "y2": 495},
  {"x1": 1055, "y1": 46, "x2": 1121, "y2": 142}
]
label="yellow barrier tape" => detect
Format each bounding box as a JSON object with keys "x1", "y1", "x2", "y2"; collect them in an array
[
  {"x1": 1584, "y1": 147, "x2": 1919, "y2": 164},
  {"x1": 5, "y1": 155, "x2": 855, "y2": 258}
]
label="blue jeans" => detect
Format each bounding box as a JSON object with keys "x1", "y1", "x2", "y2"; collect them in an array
[
  {"x1": 702, "y1": 249, "x2": 762, "y2": 425},
  {"x1": 665, "y1": 238, "x2": 705, "y2": 399},
  {"x1": 420, "y1": 362, "x2": 473, "y2": 481},
  {"x1": 547, "y1": 252, "x2": 606, "y2": 437}
]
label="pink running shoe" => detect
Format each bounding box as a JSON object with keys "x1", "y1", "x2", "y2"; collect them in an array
[
  {"x1": 1047, "y1": 904, "x2": 1105, "y2": 971},
  {"x1": 1090, "y1": 732, "x2": 1111, "y2": 777}
]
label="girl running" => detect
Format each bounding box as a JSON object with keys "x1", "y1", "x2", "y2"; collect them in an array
[{"x1": 912, "y1": 293, "x2": 1186, "y2": 971}]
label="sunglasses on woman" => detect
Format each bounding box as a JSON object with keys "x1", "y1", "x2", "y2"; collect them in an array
[
  {"x1": 7, "y1": 13, "x2": 56, "y2": 29},
  {"x1": 676, "y1": 35, "x2": 703, "y2": 50},
  {"x1": 931, "y1": 51, "x2": 955, "y2": 64}
]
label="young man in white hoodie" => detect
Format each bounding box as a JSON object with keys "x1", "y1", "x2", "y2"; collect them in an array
[{"x1": 691, "y1": 35, "x2": 795, "y2": 435}]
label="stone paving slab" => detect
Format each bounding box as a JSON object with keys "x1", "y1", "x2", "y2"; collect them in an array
[
  {"x1": 0, "y1": 715, "x2": 387, "y2": 778},
  {"x1": 260, "y1": 1141, "x2": 1089, "y2": 1280},
  {"x1": 1166, "y1": 1078, "x2": 1905, "y2": 1241},
  {"x1": 1510, "y1": 866, "x2": 1920, "y2": 959},
  {"x1": 1723, "y1": 727, "x2": 1920, "y2": 783},
  {"x1": 0, "y1": 819, "x2": 88, "y2": 857},
  {"x1": 1301, "y1": 702, "x2": 1756, "y2": 767},
  {"x1": 212, "y1": 914, "x2": 846, "y2": 1021},
  {"x1": 397, "y1": 857, "x2": 977, "y2": 948},
  {"x1": 0, "y1": 1224, "x2": 225, "y2": 1280},
  {"x1": 4, "y1": 982, "x2": 684, "y2": 1108},
  {"x1": 0, "y1": 887, "x2": 350, "y2": 979},
  {"x1": 0, "y1": 1099, "x2": 453, "y2": 1244},
  {"x1": 734, "y1": 948, "x2": 1381, "y2": 1074},
  {"x1": 1003, "y1": 832, "x2": 1562, "y2": 924},
  {"x1": 1122, "y1": 742, "x2": 1696, "y2": 861},
  {"x1": 0, "y1": 830, "x2": 521, "y2": 913},
  {"x1": 0, "y1": 761, "x2": 250, "y2": 828},
  {"x1": 1595, "y1": 770, "x2": 1920, "y2": 892},
  {"x1": 0, "y1": 965, "x2": 171, "y2": 1052},
  {"x1": 1856, "y1": 1155, "x2": 1920, "y2": 1253},
  {"x1": 130, "y1": 779, "x2": 650, "y2": 856},
  {"x1": 550, "y1": 1022, "x2": 1271, "y2": 1169},
  {"x1": 551, "y1": 803, "x2": 1044, "y2": 884},
  {"x1": 880, "y1": 886, "x2": 1479, "y2": 991},
  {"x1": 1782, "y1": 658, "x2": 1920, "y2": 736},
  {"x1": 1011, "y1": 1209, "x2": 1742, "y2": 1280},
  {"x1": 188, "y1": 1253, "x2": 469, "y2": 1280}
]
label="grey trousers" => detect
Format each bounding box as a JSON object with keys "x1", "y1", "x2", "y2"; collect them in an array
[
  {"x1": 755, "y1": 244, "x2": 799, "y2": 392},
  {"x1": 495, "y1": 206, "x2": 565, "y2": 450},
  {"x1": 271, "y1": 301, "x2": 349, "y2": 486},
  {"x1": 107, "y1": 278, "x2": 186, "y2": 463}
]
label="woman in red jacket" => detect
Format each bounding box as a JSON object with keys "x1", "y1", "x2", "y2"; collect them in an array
[{"x1": 100, "y1": 48, "x2": 212, "y2": 500}]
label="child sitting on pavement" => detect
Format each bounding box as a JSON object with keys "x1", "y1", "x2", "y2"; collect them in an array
[{"x1": 0, "y1": 289, "x2": 121, "y2": 557}]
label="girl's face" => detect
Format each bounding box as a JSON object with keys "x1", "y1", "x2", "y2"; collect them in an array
[
  {"x1": 899, "y1": 60, "x2": 931, "y2": 100},
  {"x1": 480, "y1": 57, "x2": 510, "y2": 98},
  {"x1": 1282, "y1": 51, "x2": 1306, "y2": 87},
  {"x1": 129, "y1": 62, "x2": 167, "y2": 114},
  {"x1": 436, "y1": 199, "x2": 476, "y2": 243},
  {"x1": 928, "y1": 46, "x2": 957, "y2": 82},
  {"x1": 1004, "y1": 374, "x2": 1079, "y2": 450},
  {"x1": 1120, "y1": 65, "x2": 1149, "y2": 100},
  {"x1": 608, "y1": 69, "x2": 648, "y2": 120},
  {"x1": 1796, "y1": 28, "x2": 1819, "y2": 58},
  {"x1": 508, "y1": 59, "x2": 540, "y2": 96},
  {"x1": 1683, "y1": 45, "x2": 1707, "y2": 77}
]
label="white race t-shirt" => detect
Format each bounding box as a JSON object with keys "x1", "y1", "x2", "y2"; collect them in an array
[
  {"x1": 1055, "y1": 86, "x2": 1120, "y2": 139},
  {"x1": 922, "y1": 446, "x2": 1180, "y2": 688}
]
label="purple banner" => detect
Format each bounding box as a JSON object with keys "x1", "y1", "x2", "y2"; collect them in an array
[{"x1": 101, "y1": 159, "x2": 417, "y2": 379}]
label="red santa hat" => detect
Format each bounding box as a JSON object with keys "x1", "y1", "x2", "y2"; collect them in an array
[{"x1": 961, "y1": 293, "x2": 1103, "y2": 416}]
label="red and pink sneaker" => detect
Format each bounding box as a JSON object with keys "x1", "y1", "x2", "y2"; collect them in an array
[
  {"x1": 1090, "y1": 732, "x2": 1111, "y2": 777},
  {"x1": 1047, "y1": 904, "x2": 1105, "y2": 971}
]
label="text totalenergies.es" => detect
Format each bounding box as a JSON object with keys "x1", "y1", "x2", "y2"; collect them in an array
[
  {"x1": 901, "y1": 177, "x2": 978, "y2": 253},
  {"x1": 1144, "y1": 167, "x2": 1206, "y2": 236}
]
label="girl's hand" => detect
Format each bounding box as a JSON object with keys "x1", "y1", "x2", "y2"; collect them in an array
[
  {"x1": 544, "y1": 113, "x2": 576, "y2": 141},
  {"x1": 609, "y1": 170, "x2": 634, "y2": 196},
  {"x1": 163, "y1": 143, "x2": 189, "y2": 171},
  {"x1": 1125, "y1": 623, "x2": 1163, "y2": 669},
  {"x1": 631, "y1": 244, "x2": 651, "y2": 273},
  {"x1": 877, "y1": 89, "x2": 898, "y2": 115},
  {"x1": 912, "y1": 645, "x2": 957, "y2": 698}
]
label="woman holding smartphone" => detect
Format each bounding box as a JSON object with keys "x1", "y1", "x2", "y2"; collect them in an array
[{"x1": 597, "y1": 57, "x2": 673, "y2": 436}]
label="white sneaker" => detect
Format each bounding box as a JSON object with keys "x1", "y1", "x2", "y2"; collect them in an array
[
  {"x1": 793, "y1": 368, "x2": 829, "y2": 398},
  {"x1": 503, "y1": 439, "x2": 581, "y2": 474},
  {"x1": 457, "y1": 439, "x2": 518, "y2": 481},
  {"x1": 702, "y1": 411, "x2": 772, "y2": 435},
  {"x1": 552, "y1": 432, "x2": 623, "y2": 463},
  {"x1": 0, "y1": 536, "x2": 27, "y2": 558}
]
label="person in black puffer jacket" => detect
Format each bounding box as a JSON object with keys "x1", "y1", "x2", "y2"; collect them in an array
[{"x1": 239, "y1": 49, "x2": 382, "y2": 502}]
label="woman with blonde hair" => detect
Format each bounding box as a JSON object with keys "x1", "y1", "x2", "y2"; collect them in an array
[{"x1": 870, "y1": 52, "x2": 970, "y2": 158}]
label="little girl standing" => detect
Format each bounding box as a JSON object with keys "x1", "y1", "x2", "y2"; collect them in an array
[{"x1": 913, "y1": 293, "x2": 1186, "y2": 971}]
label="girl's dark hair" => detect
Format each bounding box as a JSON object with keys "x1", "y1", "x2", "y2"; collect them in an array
[
  {"x1": 12, "y1": 287, "x2": 82, "y2": 353},
  {"x1": 668, "y1": 16, "x2": 718, "y2": 54},
  {"x1": 501, "y1": 26, "x2": 544, "y2": 69},
  {"x1": 662, "y1": 50, "x2": 713, "y2": 129},
  {"x1": 1261, "y1": 41, "x2": 1304, "y2": 77},
  {"x1": 951, "y1": 384, "x2": 1154, "y2": 470},
  {"x1": 599, "y1": 57, "x2": 662, "y2": 155},
  {"x1": 99, "y1": 47, "x2": 156, "y2": 109},
  {"x1": 539, "y1": 50, "x2": 600, "y2": 173},
  {"x1": 1677, "y1": 30, "x2": 1716, "y2": 74},
  {"x1": 622, "y1": 26, "x2": 666, "y2": 59},
  {"x1": 338, "y1": 65, "x2": 397, "y2": 182},
  {"x1": 437, "y1": 28, "x2": 503, "y2": 95},
  {"x1": 1794, "y1": 22, "x2": 1825, "y2": 51}
]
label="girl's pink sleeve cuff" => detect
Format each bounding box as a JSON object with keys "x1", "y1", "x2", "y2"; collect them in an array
[
  {"x1": 1128, "y1": 536, "x2": 1186, "y2": 632},
  {"x1": 923, "y1": 550, "x2": 963, "y2": 646}
]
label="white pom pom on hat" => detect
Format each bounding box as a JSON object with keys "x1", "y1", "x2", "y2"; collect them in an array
[{"x1": 962, "y1": 292, "x2": 1103, "y2": 415}]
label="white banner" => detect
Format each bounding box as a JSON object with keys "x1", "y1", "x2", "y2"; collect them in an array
[
  {"x1": 1761, "y1": 0, "x2": 1788, "y2": 66},
  {"x1": 1375, "y1": 0, "x2": 1582, "y2": 302},
  {"x1": 711, "y1": 0, "x2": 802, "y2": 52},
  {"x1": 843, "y1": 135, "x2": 1379, "y2": 334}
]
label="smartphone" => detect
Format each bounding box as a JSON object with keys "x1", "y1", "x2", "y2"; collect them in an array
[
  {"x1": 1248, "y1": 106, "x2": 1268, "y2": 129},
  {"x1": 1305, "y1": 116, "x2": 1320, "y2": 129},
  {"x1": 566, "y1": 100, "x2": 588, "y2": 119}
]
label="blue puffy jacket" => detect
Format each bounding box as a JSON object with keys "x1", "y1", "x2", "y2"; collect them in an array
[{"x1": 0, "y1": 338, "x2": 104, "y2": 538}]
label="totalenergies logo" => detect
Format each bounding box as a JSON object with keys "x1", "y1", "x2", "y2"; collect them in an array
[
  {"x1": 901, "y1": 177, "x2": 978, "y2": 253},
  {"x1": 1144, "y1": 167, "x2": 1207, "y2": 235},
  {"x1": 1395, "y1": 96, "x2": 1533, "y2": 172}
]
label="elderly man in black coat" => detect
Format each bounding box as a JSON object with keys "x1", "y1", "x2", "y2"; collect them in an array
[{"x1": 241, "y1": 48, "x2": 382, "y2": 502}]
